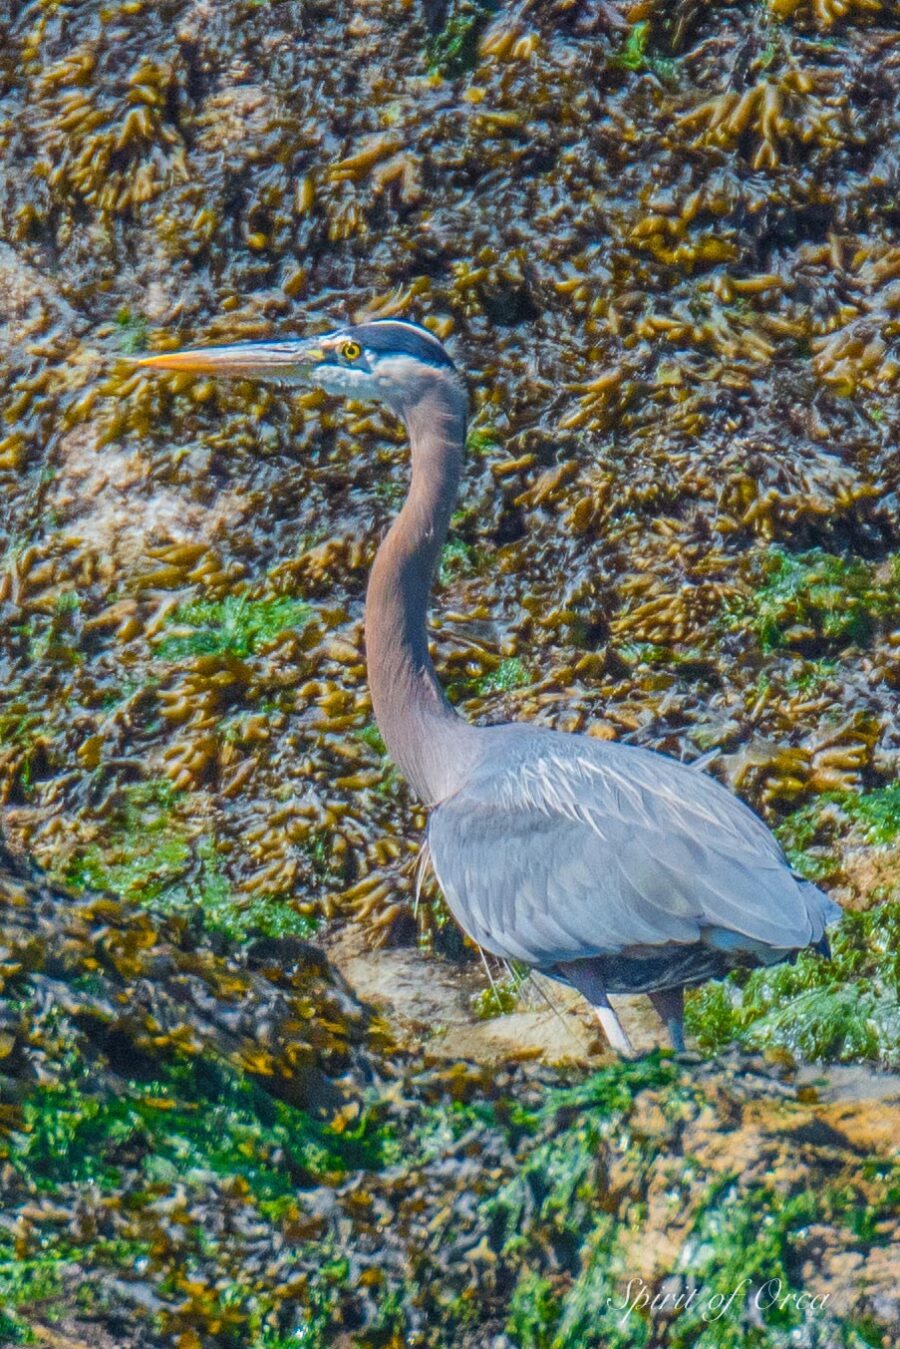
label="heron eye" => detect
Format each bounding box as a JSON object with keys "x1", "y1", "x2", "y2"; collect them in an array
[{"x1": 341, "y1": 340, "x2": 362, "y2": 362}]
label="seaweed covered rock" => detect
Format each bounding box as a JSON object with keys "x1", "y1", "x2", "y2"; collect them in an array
[
  {"x1": 326, "y1": 1055, "x2": 900, "y2": 1348},
  {"x1": 0, "y1": 842, "x2": 395, "y2": 1342},
  {"x1": 0, "y1": 841, "x2": 387, "y2": 1114},
  {"x1": 3, "y1": 992, "x2": 899, "y2": 1346}
]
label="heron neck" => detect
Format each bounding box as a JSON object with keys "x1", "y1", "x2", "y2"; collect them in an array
[{"x1": 365, "y1": 375, "x2": 477, "y2": 803}]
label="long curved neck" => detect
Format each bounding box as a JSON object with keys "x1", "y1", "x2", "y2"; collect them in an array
[{"x1": 365, "y1": 373, "x2": 477, "y2": 803}]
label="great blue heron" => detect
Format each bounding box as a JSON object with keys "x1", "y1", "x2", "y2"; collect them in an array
[{"x1": 140, "y1": 319, "x2": 840, "y2": 1055}]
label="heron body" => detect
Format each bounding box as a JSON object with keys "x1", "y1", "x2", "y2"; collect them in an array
[{"x1": 141, "y1": 318, "x2": 840, "y2": 1055}]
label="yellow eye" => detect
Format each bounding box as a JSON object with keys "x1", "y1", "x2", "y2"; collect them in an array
[{"x1": 341, "y1": 340, "x2": 362, "y2": 362}]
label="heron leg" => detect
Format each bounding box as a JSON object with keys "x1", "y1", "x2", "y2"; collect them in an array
[
  {"x1": 556, "y1": 960, "x2": 635, "y2": 1057},
  {"x1": 592, "y1": 998, "x2": 636, "y2": 1057},
  {"x1": 648, "y1": 986, "x2": 685, "y2": 1052}
]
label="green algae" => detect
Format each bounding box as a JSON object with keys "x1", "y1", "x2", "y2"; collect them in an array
[
  {"x1": 668, "y1": 1183, "x2": 836, "y2": 1349},
  {"x1": 61, "y1": 780, "x2": 317, "y2": 942},
  {"x1": 155, "y1": 595, "x2": 313, "y2": 662},
  {"x1": 729, "y1": 549, "x2": 899, "y2": 655},
  {"x1": 471, "y1": 970, "x2": 521, "y2": 1019},
  {"x1": 446, "y1": 653, "x2": 531, "y2": 704},
  {"x1": 113, "y1": 306, "x2": 150, "y2": 355},
  {"x1": 1, "y1": 0, "x2": 900, "y2": 1340},
  {"x1": 438, "y1": 536, "x2": 482, "y2": 584},
  {"x1": 476, "y1": 656, "x2": 529, "y2": 694},
  {"x1": 465, "y1": 427, "x2": 502, "y2": 457},
  {"x1": 1, "y1": 1051, "x2": 387, "y2": 1345},
  {"x1": 3, "y1": 954, "x2": 898, "y2": 1348},
  {"x1": 425, "y1": 0, "x2": 494, "y2": 76},
  {"x1": 489, "y1": 1055, "x2": 678, "y2": 1241},
  {"x1": 355, "y1": 722, "x2": 387, "y2": 755},
  {"x1": 0, "y1": 1239, "x2": 71, "y2": 1344},
  {"x1": 11, "y1": 1058, "x2": 386, "y2": 1198},
  {"x1": 615, "y1": 20, "x2": 651, "y2": 69},
  {"x1": 686, "y1": 901, "x2": 900, "y2": 1065},
  {"x1": 612, "y1": 19, "x2": 677, "y2": 80},
  {"x1": 495, "y1": 1065, "x2": 899, "y2": 1349},
  {"x1": 776, "y1": 785, "x2": 900, "y2": 879},
  {"x1": 61, "y1": 778, "x2": 191, "y2": 903},
  {"x1": 1, "y1": 0, "x2": 898, "y2": 953},
  {"x1": 842, "y1": 785, "x2": 900, "y2": 847},
  {"x1": 507, "y1": 1274, "x2": 558, "y2": 1349}
]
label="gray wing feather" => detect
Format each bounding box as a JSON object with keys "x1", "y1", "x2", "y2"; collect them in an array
[{"x1": 427, "y1": 727, "x2": 839, "y2": 967}]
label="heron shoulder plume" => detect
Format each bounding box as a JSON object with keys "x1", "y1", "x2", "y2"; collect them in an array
[{"x1": 141, "y1": 316, "x2": 841, "y2": 1058}]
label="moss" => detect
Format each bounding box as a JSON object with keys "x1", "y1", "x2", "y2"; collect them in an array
[
  {"x1": 685, "y1": 1168, "x2": 898, "y2": 1347},
  {"x1": 3, "y1": 941, "x2": 898, "y2": 1349},
  {"x1": 0, "y1": 708, "x2": 42, "y2": 749},
  {"x1": 373, "y1": 477, "x2": 405, "y2": 505},
  {"x1": 786, "y1": 657, "x2": 839, "y2": 693},
  {"x1": 11, "y1": 611, "x2": 83, "y2": 666},
  {"x1": 407, "y1": 1096, "x2": 506, "y2": 1163},
  {"x1": 618, "y1": 641, "x2": 710, "y2": 672},
  {"x1": 53, "y1": 589, "x2": 80, "y2": 614},
  {"x1": 746, "y1": 984, "x2": 890, "y2": 1062}
]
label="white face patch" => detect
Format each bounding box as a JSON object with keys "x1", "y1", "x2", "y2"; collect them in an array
[{"x1": 314, "y1": 361, "x2": 380, "y2": 399}]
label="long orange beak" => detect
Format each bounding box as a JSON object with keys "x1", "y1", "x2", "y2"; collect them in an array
[{"x1": 137, "y1": 338, "x2": 326, "y2": 377}]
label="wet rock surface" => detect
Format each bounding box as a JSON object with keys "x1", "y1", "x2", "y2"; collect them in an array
[{"x1": 1, "y1": 851, "x2": 899, "y2": 1346}]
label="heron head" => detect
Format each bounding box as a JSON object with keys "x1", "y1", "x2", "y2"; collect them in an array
[{"x1": 138, "y1": 318, "x2": 462, "y2": 420}]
